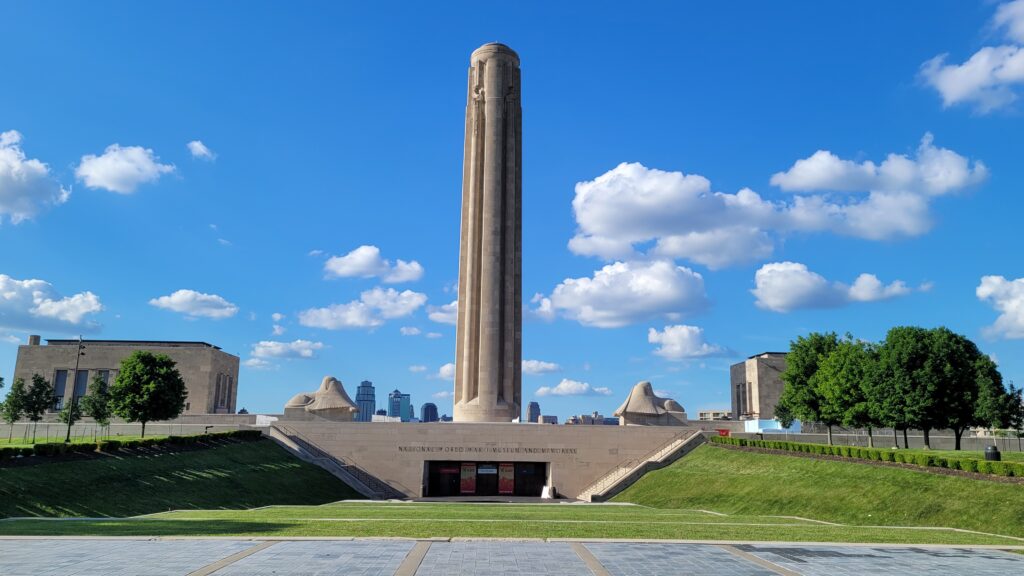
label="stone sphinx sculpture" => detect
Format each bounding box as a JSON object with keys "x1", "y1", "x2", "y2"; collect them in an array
[
  {"x1": 284, "y1": 376, "x2": 359, "y2": 421},
  {"x1": 613, "y1": 381, "x2": 688, "y2": 426}
]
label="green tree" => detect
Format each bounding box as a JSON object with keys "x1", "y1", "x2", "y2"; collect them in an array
[
  {"x1": 924, "y1": 327, "x2": 988, "y2": 451},
  {"x1": 109, "y1": 351, "x2": 187, "y2": 437},
  {"x1": 814, "y1": 337, "x2": 879, "y2": 447},
  {"x1": 1, "y1": 377, "x2": 27, "y2": 442},
  {"x1": 775, "y1": 332, "x2": 839, "y2": 442},
  {"x1": 23, "y1": 374, "x2": 54, "y2": 444},
  {"x1": 875, "y1": 326, "x2": 933, "y2": 448},
  {"x1": 58, "y1": 399, "x2": 82, "y2": 433},
  {"x1": 80, "y1": 374, "x2": 113, "y2": 440}
]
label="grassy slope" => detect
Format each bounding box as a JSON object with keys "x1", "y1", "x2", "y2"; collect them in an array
[
  {"x1": 615, "y1": 445, "x2": 1024, "y2": 538},
  {"x1": 0, "y1": 439, "x2": 362, "y2": 518},
  {"x1": 2, "y1": 435, "x2": 167, "y2": 449}
]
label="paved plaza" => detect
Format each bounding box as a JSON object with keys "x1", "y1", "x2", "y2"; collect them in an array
[{"x1": 0, "y1": 539, "x2": 1022, "y2": 575}]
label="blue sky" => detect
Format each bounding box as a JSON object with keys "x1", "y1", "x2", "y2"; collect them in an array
[{"x1": 2, "y1": 1, "x2": 1024, "y2": 420}]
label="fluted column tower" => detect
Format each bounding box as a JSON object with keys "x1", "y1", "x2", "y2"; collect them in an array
[{"x1": 453, "y1": 43, "x2": 522, "y2": 422}]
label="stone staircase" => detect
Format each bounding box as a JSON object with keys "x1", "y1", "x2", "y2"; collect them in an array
[
  {"x1": 577, "y1": 429, "x2": 706, "y2": 502},
  {"x1": 269, "y1": 424, "x2": 405, "y2": 500}
]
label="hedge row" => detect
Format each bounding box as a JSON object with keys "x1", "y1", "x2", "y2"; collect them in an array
[
  {"x1": 709, "y1": 435, "x2": 1024, "y2": 477},
  {"x1": 0, "y1": 429, "x2": 263, "y2": 461}
]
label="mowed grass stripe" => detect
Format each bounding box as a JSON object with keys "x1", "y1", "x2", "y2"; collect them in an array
[{"x1": 0, "y1": 517, "x2": 1017, "y2": 545}]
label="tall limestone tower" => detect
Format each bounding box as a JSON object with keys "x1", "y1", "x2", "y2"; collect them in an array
[{"x1": 453, "y1": 43, "x2": 522, "y2": 422}]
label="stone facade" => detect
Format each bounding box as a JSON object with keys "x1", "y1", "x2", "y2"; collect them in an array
[
  {"x1": 614, "y1": 382, "x2": 688, "y2": 426},
  {"x1": 730, "y1": 352, "x2": 787, "y2": 420},
  {"x1": 12, "y1": 337, "x2": 239, "y2": 415},
  {"x1": 454, "y1": 43, "x2": 522, "y2": 423},
  {"x1": 284, "y1": 376, "x2": 358, "y2": 422},
  {"x1": 276, "y1": 421, "x2": 693, "y2": 499}
]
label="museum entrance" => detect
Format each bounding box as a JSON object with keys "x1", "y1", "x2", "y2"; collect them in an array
[{"x1": 425, "y1": 461, "x2": 547, "y2": 497}]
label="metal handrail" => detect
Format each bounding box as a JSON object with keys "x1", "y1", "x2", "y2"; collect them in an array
[{"x1": 580, "y1": 429, "x2": 702, "y2": 497}]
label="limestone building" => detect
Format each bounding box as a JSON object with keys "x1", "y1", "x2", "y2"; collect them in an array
[
  {"x1": 730, "y1": 352, "x2": 787, "y2": 420},
  {"x1": 284, "y1": 376, "x2": 359, "y2": 421},
  {"x1": 12, "y1": 336, "x2": 239, "y2": 415},
  {"x1": 453, "y1": 43, "x2": 523, "y2": 423}
]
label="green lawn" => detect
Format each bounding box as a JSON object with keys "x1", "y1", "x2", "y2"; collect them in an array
[
  {"x1": 2, "y1": 434, "x2": 167, "y2": 449},
  {"x1": 0, "y1": 439, "x2": 362, "y2": 517},
  {"x1": 0, "y1": 442, "x2": 1021, "y2": 545},
  {"x1": 615, "y1": 444, "x2": 1024, "y2": 538}
]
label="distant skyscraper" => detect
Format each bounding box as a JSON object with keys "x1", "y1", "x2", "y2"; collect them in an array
[
  {"x1": 356, "y1": 380, "x2": 375, "y2": 422},
  {"x1": 389, "y1": 389, "x2": 412, "y2": 422},
  {"x1": 527, "y1": 401, "x2": 540, "y2": 423},
  {"x1": 375, "y1": 408, "x2": 387, "y2": 416},
  {"x1": 421, "y1": 402, "x2": 439, "y2": 423}
]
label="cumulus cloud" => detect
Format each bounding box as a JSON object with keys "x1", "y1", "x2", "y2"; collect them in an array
[
  {"x1": 534, "y1": 260, "x2": 708, "y2": 328},
  {"x1": 187, "y1": 140, "x2": 216, "y2": 161},
  {"x1": 648, "y1": 325, "x2": 726, "y2": 360},
  {"x1": 251, "y1": 339, "x2": 324, "y2": 359},
  {"x1": 921, "y1": 1, "x2": 1024, "y2": 112},
  {"x1": 770, "y1": 134, "x2": 987, "y2": 196},
  {"x1": 409, "y1": 365, "x2": 427, "y2": 373},
  {"x1": 752, "y1": 262, "x2": 913, "y2": 313},
  {"x1": 0, "y1": 130, "x2": 69, "y2": 224},
  {"x1": 428, "y1": 299, "x2": 458, "y2": 325},
  {"x1": 568, "y1": 140, "x2": 984, "y2": 268},
  {"x1": 536, "y1": 379, "x2": 612, "y2": 397},
  {"x1": 242, "y1": 358, "x2": 274, "y2": 370},
  {"x1": 324, "y1": 245, "x2": 424, "y2": 283},
  {"x1": 400, "y1": 326, "x2": 421, "y2": 336},
  {"x1": 271, "y1": 312, "x2": 285, "y2": 322},
  {"x1": 0, "y1": 274, "x2": 103, "y2": 332},
  {"x1": 435, "y1": 363, "x2": 456, "y2": 380},
  {"x1": 522, "y1": 360, "x2": 561, "y2": 375},
  {"x1": 148, "y1": 289, "x2": 239, "y2": 319},
  {"x1": 433, "y1": 390, "x2": 454, "y2": 399},
  {"x1": 976, "y1": 275, "x2": 1024, "y2": 339},
  {"x1": 425, "y1": 332, "x2": 443, "y2": 339},
  {"x1": 298, "y1": 287, "x2": 427, "y2": 329},
  {"x1": 272, "y1": 324, "x2": 286, "y2": 336},
  {"x1": 75, "y1": 144, "x2": 174, "y2": 194}
]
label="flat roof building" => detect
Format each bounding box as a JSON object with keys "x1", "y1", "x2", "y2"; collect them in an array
[
  {"x1": 12, "y1": 336, "x2": 239, "y2": 415},
  {"x1": 698, "y1": 409, "x2": 731, "y2": 421},
  {"x1": 730, "y1": 352, "x2": 787, "y2": 421}
]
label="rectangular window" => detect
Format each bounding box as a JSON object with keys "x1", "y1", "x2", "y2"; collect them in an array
[
  {"x1": 73, "y1": 370, "x2": 89, "y2": 401},
  {"x1": 213, "y1": 374, "x2": 223, "y2": 409},
  {"x1": 98, "y1": 370, "x2": 110, "y2": 386},
  {"x1": 53, "y1": 395, "x2": 64, "y2": 411},
  {"x1": 54, "y1": 369, "x2": 68, "y2": 397}
]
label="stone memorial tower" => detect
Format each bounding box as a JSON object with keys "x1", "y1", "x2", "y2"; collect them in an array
[{"x1": 453, "y1": 43, "x2": 522, "y2": 422}]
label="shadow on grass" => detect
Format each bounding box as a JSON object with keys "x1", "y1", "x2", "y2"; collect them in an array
[{"x1": 0, "y1": 519, "x2": 294, "y2": 537}]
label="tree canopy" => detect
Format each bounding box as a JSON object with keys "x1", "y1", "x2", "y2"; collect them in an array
[{"x1": 108, "y1": 351, "x2": 187, "y2": 437}]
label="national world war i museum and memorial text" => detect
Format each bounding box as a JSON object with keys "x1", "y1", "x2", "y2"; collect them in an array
[{"x1": 270, "y1": 44, "x2": 707, "y2": 501}]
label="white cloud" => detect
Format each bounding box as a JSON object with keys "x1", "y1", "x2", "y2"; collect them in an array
[
  {"x1": 522, "y1": 360, "x2": 561, "y2": 375},
  {"x1": 308, "y1": 249, "x2": 324, "y2": 257},
  {"x1": 271, "y1": 312, "x2": 285, "y2": 322},
  {"x1": 242, "y1": 357, "x2": 274, "y2": 370},
  {"x1": 400, "y1": 326, "x2": 421, "y2": 336},
  {"x1": 0, "y1": 274, "x2": 103, "y2": 332},
  {"x1": 536, "y1": 379, "x2": 612, "y2": 397},
  {"x1": 409, "y1": 365, "x2": 427, "y2": 373},
  {"x1": 75, "y1": 144, "x2": 174, "y2": 194},
  {"x1": 536, "y1": 260, "x2": 708, "y2": 328},
  {"x1": 569, "y1": 141, "x2": 984, "y2": 268},
  {"x1": 251, "y1": 339, "x2": 324, "y2": 359},
  {"x1": 1, "y1": 333, "x2": 21, "y2": 344},
  {"x1": 187, "y1": 140, "x2": 216, "y2": 161},
  {"x1": 769, "y1": 134, "x2": 987, "y2": 196},
  {"x1": 272, "y1": 324, "x2": 286, "y2": 336},
  {"x1": 425, "y1": 332, "x2": 443, "y2": 339},
  {"x1": 752, "y1": 262, "x2": 913, "y2": 313},
  {"x1": 298, "y1": 287, "x2": 427, "y2": 329},
  {"x1": 432, "y1": 390, "x2": 454, "y2": 399},
  {"x1": 435, "y1": 363, "x2": 456, "y2": 381},
  {"x1": 648, "y1": 325, "x2": 726, "y2": 360},
  {"x1": 428, "y1": 299, "x2": 458, "y2": 325},
  {"x1": 148, "y1": 289, "x2": 239, "y2": 319},
  {"x1": 0, "y1": 130, "x2": 69, "y2": 224},
  {"x1": 324, "y1": 245, "x2": 424, "y2": 283},
  {"x1": 976, "y1": 275, "x2": 1024, "y2": 339},
  {"x1": 920, "y1": 1, "x2": 1024, "y2": 113}
]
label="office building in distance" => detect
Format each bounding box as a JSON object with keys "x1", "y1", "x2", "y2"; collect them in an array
[
  {"x1": 526, "y1": 401, "x2": 540, "y2": 423},
  {"x1": 388, "y1": 389, "x2": 412, "y2": 422},
  {"x1": 12, "y1": 336, "x2": 239, "y2": 415},
  {"x1": 698, "y1": 409, "x2": 731, "y2": 421},
  {"x1": 356, "y1": 380, "x2": 375, "y2": 422},
  {"x1": 420, "y1": 402, "x2": 439, "y2": 423},
  {"x1": 730, "y1": 352, "x2": 787, "y2": 420}
]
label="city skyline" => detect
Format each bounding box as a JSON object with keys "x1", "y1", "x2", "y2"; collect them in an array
[{"x1": 2, "y1": 2, "x2": 1024, "y2": 421}]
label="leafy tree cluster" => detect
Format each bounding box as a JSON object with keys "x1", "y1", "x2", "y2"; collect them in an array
[
  {"x1": 1, "y1": 351, "x2": 187, "y2": 441},
  {"x1": 776, "y1": 327, "x2": 1022, "y2": 450}
]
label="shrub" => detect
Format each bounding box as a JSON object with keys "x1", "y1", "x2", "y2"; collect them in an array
[
  {"x1": 34, "y1": 443, "x2": 69, "y2": 457},
  {"x1": 882, "y1": 451, "x2": 896, "y2": 462},
  {"x1": 69, "y1": 443, "x2": 98, "y2": 454},
  {"x1": 97, "y1": 440, "x2": 121, "y2": 452}
]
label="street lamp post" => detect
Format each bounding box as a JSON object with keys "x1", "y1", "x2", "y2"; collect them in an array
[{"x1": 63, "y1": 336, "x2": 85, "y2": 444}]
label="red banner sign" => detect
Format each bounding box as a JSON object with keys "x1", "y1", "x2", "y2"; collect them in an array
[
  {"x1": 498, "y1": 463, "x2": 514, "y2": 495},
  {"x1": 460, "y1": 463, "x2": 476, "y2": 494}
]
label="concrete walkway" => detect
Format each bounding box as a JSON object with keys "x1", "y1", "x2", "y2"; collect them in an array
[{"x1": 1, "y1": 538, "x2": 1021, "y2": 575}]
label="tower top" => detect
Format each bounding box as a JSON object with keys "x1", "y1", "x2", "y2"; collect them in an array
[{"x1": 471, "y1": 42, "x2": 519, "y2": 63}]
